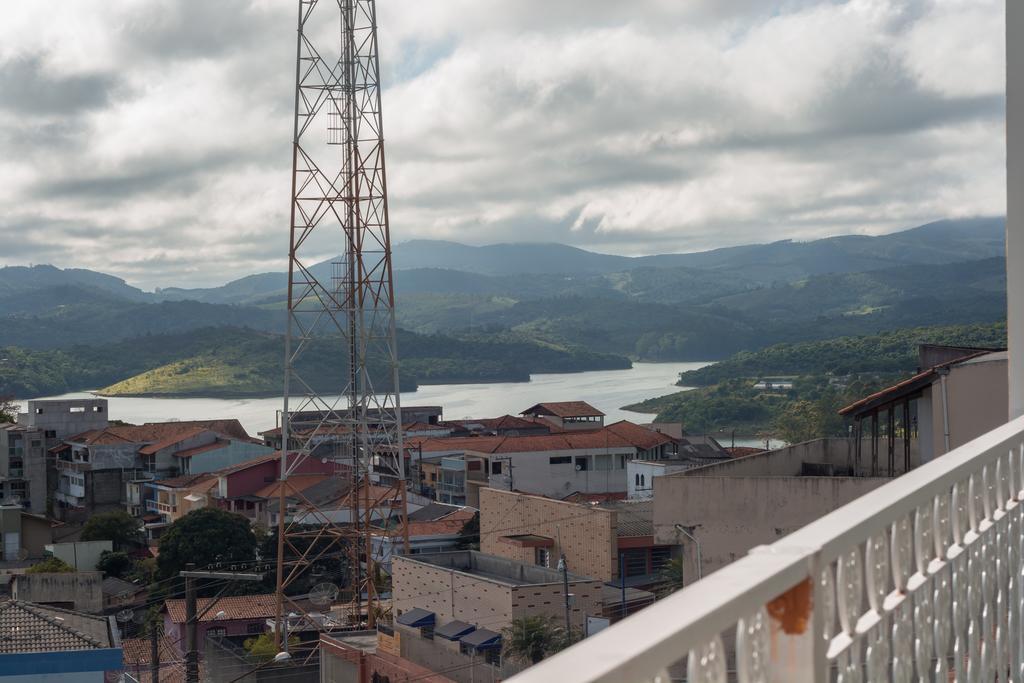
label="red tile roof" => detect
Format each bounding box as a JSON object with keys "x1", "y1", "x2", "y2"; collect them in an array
[
  {"x1": 405, "y1": 508, "x2": 476, "y2": 537},
  {"x1": 151, "y1": 473, "x2": 215, "y2": 490},
  {"x1": 173, "y1": 439, "x2": 230, "y2": 458},
  {"x1": 122, "y1": 635, "x2": 180, "y2": 666},
  {"x1": 253, "y1": 474, "x2": 330, "y2": 500},
  {"x1": 409, "y1": 421, "x2": 673, "y2": 455},
  {"x1": 521, "y1": 401, "x2": 605, "y2": 418},
  {"x1": 138, "y1": 427, "x2": 209, "y2": 455},
  {"x1": 165, "y1": 593, "x2": 278, "y2": 624}
]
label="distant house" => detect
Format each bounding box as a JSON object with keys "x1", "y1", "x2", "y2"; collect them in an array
[
  {"x1": 0, "y1": 505, "x2": 57, "y2": 563},
  {"x1": 163, "y1": 593, "x2": 280, "y2": 658},
  {"x1": 371, "y1": 503, "x2": 476, "y2": 572},
  {"x1": 0, "y1": 425, "x2": 47, "y2": 514},
  {"x1": 0, "y1": 600, "x2": 122, "y2": 681},
  {"x1": 53, "y1": 418, "x2": 265, "y2": 522},
  {"x1": 100, "y1": 577, "x2": 147, "y2": 614},
  {"x1": 121, "y1": 635, "x2": 183, "y2": 683},
  {"x1": 520, "y1": 401, "x2": 606, "y2": 430}
]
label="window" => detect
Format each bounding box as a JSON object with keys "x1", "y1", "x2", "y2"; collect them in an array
[
  {"x1": 207, "y1": 627, "x2": 226, "y2": 639},
  {"x1": 420, "y1": 625, "x2": 434, "y2": 640},
  {"x1": 491, "y1": 461, "x2": 502, "y2": 475},
  {"x1": 467, "y1": 460, "x2": 481, "y2": 471},
  {"x1": 430, "y1": 472, "x2": 436, "y2": 482},
  {"x1": 92, "y1": 405, "x2": 103, "y2": 412},
  {"x1": 247, "y1": 623, "x2": 263, "y2": 634},
  {"x1": 634, "y1": 474, "x2": 640, "y2": 486},
  {"x1": 594, "y1": 454, "x2": 612, "y2": 471},
  {"x1": 574, "y1": 456, "x2": 589, "y2": 471},
  {"x1": 69, "y1": 406, "x2": 85, "y2": 413},
  {"x1": 549, "y1": 456, "x2": 571, "y2": 465},
  {"x1": 30, "y1": 440, "x2": 40, "y2": 448},
  {"x1": 44, "y1": 430, "x2": 55, "y2": 439},
  {"x1": 535, "y1": 547, "x2": 550, "y2": 568},
  {"x1": 641, "y1": 474, "x2": 645, "y2": 487},
  {"x1": 617, "y1": 454, "x2": 627, "y2": 469},
  {"x1": 35, "y1": 408, "x2": 43, "y2": 414},
  {"x1": 621, "y1": 548, "x2": 648, "y2": 578}
]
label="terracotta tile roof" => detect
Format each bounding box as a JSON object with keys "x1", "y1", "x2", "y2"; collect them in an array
[
  {"x1": 253, "y1": 474, "x2": 330, "y2": 500},
  {"x1": 725, "y1": 446, "x2": 766, "y2": 458},
  {"x1": 173, "y1": 439, "x2": 230, "y2": 458},
  {"x1": 138, "y1": 427, "x2": 209, "y2": 455},
  {"x1": 602, "y1": 420, "x2": 677, "y2": 450},
  {"x1": 165, "y1": 593, "x2": 278, "y2": 624},
  {"x1": 410, "y1": 421, "x2": 672, "y2": 456},
  {"x1": 600, "y1": 499, "x2": 654, "y2": 537},
  {"x1": 122, "y1": 635, "x2": 180, "y2": 666},
  {"x1": 148, "y1": 419, "x2": 251, "y2": 441},
  {"x1": 0, "y1": 600, "x2": 113, "y2": 653},
  {"x1": 561, "y1": 491, "x2": 627, "y2": 504},
  {"x1": 521, "y1": 401, "x2": 605, "y2": 418},
  {"x1": 406, "y1": 508, "x2": 476, "y2": 537},
  {"x1": 152, "y1": 473, "x2": 215, "y2": 490}
]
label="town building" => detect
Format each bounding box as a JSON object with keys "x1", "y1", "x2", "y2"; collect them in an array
[
  {"x1": 0, "y1": 600, "x2": 123, "y2": 682},
  {"x1": 10, "y1": 572, "x2": 104, "y2": 613},
  {"x1": 372, "y1": 502, "x2": 476, "y2": 572},
  {"x1": 626, "y1": 430, "x2": 731, "y2": 499},
  {"x1": 0, "y1": 505, "x2": 55, "y2": 564},
  {"x1": 163, "y1": 593, "x2": 280, "y2": 658},
  {"x1": 320, "y1": 631, "x2": 458, "y2": 683},
  {"x1": 120, "y1": 635, "x2": 183, "y2": 683},
  {"x1": 840, "y1": 344, "x2": 1007, "y2": 468},
  {"x1": 520, "y1": 401, "x2": 606, "y2": 431},
  {"x1": 391, "y1": 550, "x2": 605, "y2": 683},
  {"x1": 411, "y1": 420, "x2": 677, "y2": 505},
  {"x1": 0, "y1": 425, "x2": 46, "y2": 515},
  {"x1": 480, "y1": 488, "x2": 674, "y2": 594}
]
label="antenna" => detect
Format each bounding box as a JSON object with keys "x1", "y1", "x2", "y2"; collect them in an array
[{"x1": 310, "y1": 582, "x2": 340, "y2": 607}]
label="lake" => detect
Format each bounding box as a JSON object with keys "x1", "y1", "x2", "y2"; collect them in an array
[{"x1": 28, "y1": 362, "x2": 710, "y2": 436}]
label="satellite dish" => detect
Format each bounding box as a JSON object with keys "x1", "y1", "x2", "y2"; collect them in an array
[
  {"x1": 16, "y1": 548, "x2": 29, "y2": 561},
  {"x1": 116, "y1": 609, "x2": 134, "y2": 624},
  {"x1": 310, "y1": 582, "x2": 339, "y2": 607}
]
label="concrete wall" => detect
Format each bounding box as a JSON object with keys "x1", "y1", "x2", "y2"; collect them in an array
[
  {"x1": 12, "y1": 571, "x2": 103, "y2": 613},
  {"x1": 479, "y1": 488, "x2": 617, "y2": 581},
  {"x1": 392, "y1": 552, "x2": 603, "y2": 631},
  {"x1": 20, "y1": 399, "x2": 109, "y2": 439},
  {"x1": 683, "y1": 438, "x2": 903, "y2": 478},
  {"x1": 627, "y1": 461, "x2": 691, "y2": 499},
  {"x1": 929, "y1": 355, "x2": 1009, "y2": 458},
  {"x1": 187, "y1": 441, "x2": 275, "y2": 474},
  {"x1": 483, "y1": 447, "x2": 632, "y2": 499},
  {"x1": 46, "y1": 540, "x2": 112, "y2": 570},
  {"x1": 653, "y1": 475, "x2": 889, "y2": 581}
]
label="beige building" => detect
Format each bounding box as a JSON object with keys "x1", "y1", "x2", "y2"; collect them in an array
[
  {"x1": 841, "y1": 347, "x2": 1007, "y2": 467},
  {"x1": 653, "y1": 439, "x2": 892, "y2": 582}
]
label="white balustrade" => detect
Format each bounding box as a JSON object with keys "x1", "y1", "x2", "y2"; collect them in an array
[{"x1": 509, "y1": 415, "x2": 1024, "y2": 682}]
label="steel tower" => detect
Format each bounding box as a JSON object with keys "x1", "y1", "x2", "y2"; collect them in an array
[{"x1": 275, "y1": 0, "x2": 407, "y2": 644}]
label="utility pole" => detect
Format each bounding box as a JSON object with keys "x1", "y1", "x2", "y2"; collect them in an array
[
  {"x1": 180, "y1": 565, "x2": 265, "y2": 682},
  {"x1": 149, "y1": 622, "x2": 160, "y2": 683},
  {"x1": 555, "y1": 527, "x2": 571, "y2": 635}
]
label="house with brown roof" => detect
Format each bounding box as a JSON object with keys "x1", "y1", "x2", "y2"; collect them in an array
[
  {"x1": 520, "y1": 401, "x2": 605, "y2": 430},
  {"x1": 0, "y1": 600, "x2": 122, "y2": 680},
  {"x1": 163, "y1": 593, "x2": 280, "y2": 658},
  {"x1": 410, "y1": 421, "x2": 678, "y2": 505}
]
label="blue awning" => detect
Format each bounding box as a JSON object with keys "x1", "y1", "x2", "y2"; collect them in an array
[
  {"x1": 435, "y1": 620, "x2": 476, "y2": 641},
  {"x1": 396, "y1": 608, "x2": 435, "y2": 628},
  {"x1": 460, "y1": 628, "x2": 501, "y2": 650}
]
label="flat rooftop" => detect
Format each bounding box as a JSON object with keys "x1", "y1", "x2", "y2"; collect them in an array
[{"x1": 399, "y1": 550, "x2": 591, "y2": 586}]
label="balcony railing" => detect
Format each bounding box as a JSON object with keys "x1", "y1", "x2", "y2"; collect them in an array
[
  {"x1": 510, "y1": 414, "x2": 1024, "y2": 682},
  {"x1": 146, "y1": 500, "x2": 176, "y2": 514}
]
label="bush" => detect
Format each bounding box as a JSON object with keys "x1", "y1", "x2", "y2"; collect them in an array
[{"x1": 26, "y1": 557, "x2": 74, "y2": 574}]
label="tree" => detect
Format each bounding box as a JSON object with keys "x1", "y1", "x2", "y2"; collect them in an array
[
  {"x1": 156, "y1": 508, "x2": 257, "y2": 583},
  {"x1": 244, "y1": 632, "x2": 298, "y2": 662},
  {"x1": 502, "y1": 616, "x2": 572, "y2": 665},
  {"x1": 26, "y1": 557, "x2": 74, "y2": 574},
  {"x1": 0, "y1": 396, "x2": 17, "y2": 424},
  {"x1": 774, "y1": 400, "x2": 822, "y2": 445},
  {"x1": 654, "y1": 557, "x2": 685, "y2": 599},
  {"x1": 81, "y1": 511, "x2": 143, "y2": 551},
  {"x1": 456, "y1": 512, "x2": 480, "y2": 550},
  {"x1": 97, "y1": 550, "x2": 133, "y2": 578}
]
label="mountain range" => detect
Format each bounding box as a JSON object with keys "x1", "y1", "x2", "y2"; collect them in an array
[{"x1": 0, "y1": 217, "x2": 1008, "y2": 397}]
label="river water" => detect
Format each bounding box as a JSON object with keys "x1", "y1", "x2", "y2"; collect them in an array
[{"x1": 29, "y1": 362, "x2": 710, "y2": 437}]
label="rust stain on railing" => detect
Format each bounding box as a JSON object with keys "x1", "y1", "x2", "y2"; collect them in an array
[{"x1": 766, "y1": 578, "x2": 812, "y2": 634}]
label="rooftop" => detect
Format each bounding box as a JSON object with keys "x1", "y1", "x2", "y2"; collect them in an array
[
  {"x1": 521, "y1": 401, "x2": 605, "y2": 418},
  {"x1": 0, "y1": 600, "x2": 114, "y2": 653},
  {"x1": 410, "y1": 421, "x2": 674, "y2": 456},
  {"x1": 165, "y1": 593, "x2": 278, "y2": 624},
  {"x1": 398, "y1": 550, "x2": 591, "y2": 586}
]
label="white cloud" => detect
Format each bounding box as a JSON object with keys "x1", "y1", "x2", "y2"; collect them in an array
[{"x1": 0, "y1": 0, "x2": 1006, "y2": 287}]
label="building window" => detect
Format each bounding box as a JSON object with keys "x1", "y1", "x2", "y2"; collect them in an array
[
  {"x1": 634, "y1": 474, "x2": 640, "y2": 486},
  {"x1": 207, "y1": 627, "x2": 226, "y2": 639},
  {"x1": 92, "y1": 406, "x2": 103, "y2": 412},
  {"x1": 420, "y1": 625, "x2": 434, "y2": 640},
  {"x1": 247, "y1": 623, "x2": 263, "y2": 634},
  {"x1": 491, "y1": 461, "x2": 502, "y2": 475},
  {"x1": 574, "y1": 456, "x2": 589, "y2": 471},
  {"x1": 30, "y1": 440, "x2": 40, "y2": 448},
  {"x1": 549, "y1": 456, "x2": 571, "y2": 465},
  {"x1": 535, "y1": 547, "x2": 550, "y2": 568},
  {"x1": 467, "y1": 460, "x2": 481, "y2": 471},
  {"x1": 620, "y1": 549, "x2": 648, "y2": 578},
  {"x1": 69, "y1": 407, "x2": 85, "y2": 413},
  {"x1": 44, "y1": 430, "x2": 56, "y2": 439},
  {"x1": 35, "y1": 408, "x2": 43, "y2": 414},
  {"x1": 640, "y1": 474, "x2": 645, "y2": 487}
]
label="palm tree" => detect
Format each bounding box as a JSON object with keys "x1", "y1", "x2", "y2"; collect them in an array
[
  {"x1": 655, "y1": 557, "x2": 686, "y2": 598},
  {"x1": 503, "y1": 615, "x2": 572, "y2": 665}
]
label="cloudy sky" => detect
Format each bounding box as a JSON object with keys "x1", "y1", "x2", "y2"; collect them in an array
[{"x1": 0, "y1": 0, "x2": 1005, "y2": 289}]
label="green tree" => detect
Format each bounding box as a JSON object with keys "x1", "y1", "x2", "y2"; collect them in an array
[
  {"x1": 502, "y1": 616, "x2": 572, "y2": 665},
  {"x1": 244, "y1": 633, "x2": 298, "y2": 662},
  {"x1": 456, "y1": 512, "x2": 480, "y2": 550},
  {"x1": 81, "y1": 511, "x2": 143, "y2": 550},
  {"x1": 654, "y1": 557, "x2": 686, "y2": 599},
  {"x1": 0, "y1": 396, "x2": 17, "y2": 423},
  {"x1": 774, "y1": 400, "x2": 822, "y2": 445},
  {"x1": 156, "y1": 508, "x2": 257, "y2": 583},
  {"x1": 97, "y1": 550, "x2": 133, "y2": 578},
  {"x1": 26, "y1": 557, "x2": 74, "y2": 574}
]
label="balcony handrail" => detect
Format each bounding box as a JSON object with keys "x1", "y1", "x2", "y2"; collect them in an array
[{"x1": 510, "y1": 414, "x2": 1024, "y2": 682}]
